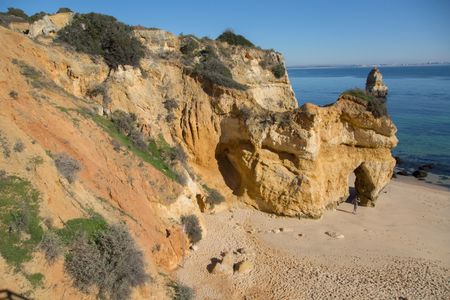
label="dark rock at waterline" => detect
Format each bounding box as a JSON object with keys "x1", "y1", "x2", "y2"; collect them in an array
[
  {"x1": 397, "y1": 170, "x2": 411, "y2": 176},
  {"x1": 392, "y1": 173, "x2": 397, "y2": 178},
  {"x1": 413, "y1": 170, "x2": 428, "y2": 178},
  {"x1": 394, "y1": 156, "x2": 403, "y2": 165},
  {"x1": 418, "y1": 163, "x2": 434, "y2": 171}
]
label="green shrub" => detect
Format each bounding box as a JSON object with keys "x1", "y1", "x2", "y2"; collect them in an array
[
  {"x1": 6, "y1": 7, "x2": 28, "y2": 19},
  {"x1": 40, "y1": 231, "x2": 63, "y2": 263},
  {"x1": 180, "y1": 36, "x2": 199, "y2": 55},
  {"x1": 56, "y1": 214, "x2": 108, "y2": 245},
  {"x1": 216, "y1": 30, "x2": 254, "y2": 47},
  {"x1": 54, "y1": 153, "x2": 81, "y2": 183},
  {"x1": 168, "y1": 280, "x2": 195, "y2": 300},
  {"x1": 28, "y1": 11, "x2": 47, "y2": 23},
  {"x1": 271, "y1": 63, "x2": 285, "y2": 79},
  {"x1": 341, "y1": 88, "x2": 387, "y2": 118},
  {"x1": 57, "y1": 13, "x2": 145, "y2": 69},
  {"x1": 163, "y1": 98, "x2": 179, "y2": 112},
  {"x1": 89, "y1": 113, "x2": 178, "y2": 180},
  {"x1": 193, "y1": 56, "x2": 247, "y2": 90},
  {"x1": 0, "y1": 175, "x2": 43, "y2": 269},
  {"x1": 367, "y1": 97, "x2": 387, "y2": 118},
  {"x1": 0, "y1": 130, "x2": 10, "y2": 158},
  {"x1": 65, "y1": 224, "x2": 149, "y2": 299},
  {"x1": 25, "y1": 272, "x2": 44, "y2": 288},
  {"x1": 111, "y1": 110, "x2": 138, "y2": 135},
  {"x1": 13, "y1": 140, "x2": 25, "y2": 153},
  {"x1": 57, "y1": 8, "x2": 73, "y2": 13},
  {"x1": 341, "y1": 88, "x2": 373, "y2": 102},
  {"x1": 181, "y1": 215, "x2": 202, "y2": 244},
  {"x1": 111, "y1": 110, "x2": 147, "y2": 150},
  {"x1": 202, "y1": 185, "x2": 225, "y2": 207}
]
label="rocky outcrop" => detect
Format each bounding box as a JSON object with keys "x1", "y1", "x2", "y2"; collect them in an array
[
  {"x1": 366, "y1": 67, "x2": 388, "y2": 98},
  {"x1": 215, "y1": 92, "x2": 397, "y2": 218}
]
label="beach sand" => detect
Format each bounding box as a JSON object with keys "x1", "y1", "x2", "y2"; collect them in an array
[{"x1": 176, "y1": 177, "x2": 450, "y2": 299}]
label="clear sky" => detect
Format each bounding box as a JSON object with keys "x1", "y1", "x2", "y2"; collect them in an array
[{"x1": 1, "y1": 0, "x2": 449, "y2": 66}]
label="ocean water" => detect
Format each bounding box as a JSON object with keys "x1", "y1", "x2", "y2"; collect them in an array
[{"x1": 288, "y1": 65, "x2": 450, "y2": 180}]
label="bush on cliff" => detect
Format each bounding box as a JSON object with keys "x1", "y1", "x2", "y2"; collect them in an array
[
  {"x1": 64, "y1": 222, "x2": 149, "y2": 300},
  {"x1": 342, "y1": 88, "x2": 373, "y2": 102},
  {"x1": 202, "y1": 184, "x2": 225, "y2": 207},
  {"x1": 216, "y1": 30, "x2": 254, "y2": 47},
  {"x1": 341, "y1": 88, "x2": 388, "y2": 118},
  {"x1": 271, "y1": 63, "x2": 285, "y2": 79},
  {"x1": 193, "y1": 54, "x2": 247, "y2": 90},
  {"x1": 180, "y1": 35, "x2": 200, "y2": 56},
  {"x1": 53, "y1": 152, "x2": 81, "y2": 183},
  {"x1": 181, "y1": 215, "x2": 202, "y2": 244},
  {"x1": 57, "y1": 7, "x2": 73, "y2": 13},
  {"x1": 57, "y1": 13, "x2": 145, "y2": 69},
  {"x1": 5, "y1": 7, "x2": 28, "y2": 19},
  {"x1": 2, "y1": 8, "x2": 47, "y2": 23},
  {"x1": 111, "y1": 110, "x2": 147, "y2": 150}
]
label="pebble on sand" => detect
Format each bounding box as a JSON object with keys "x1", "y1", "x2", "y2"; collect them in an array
[{"x1": 325, "y1": 231, "x2": 344, "y2": 239}]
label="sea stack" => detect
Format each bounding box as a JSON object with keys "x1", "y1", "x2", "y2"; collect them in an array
[{"x1": 366, "y1": 67, "x2": 388, "y2": 98}]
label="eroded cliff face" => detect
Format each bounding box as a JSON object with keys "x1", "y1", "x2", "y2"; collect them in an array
[
  {"x1": 216, "y1": 96, "x2": 397, "y2": 217},
  {"x1": 0, "y1": 13, "x2": 397, "y2": 298},
  {"x1": 2, "y1": 15, "x2": 397, "y2": 219}
]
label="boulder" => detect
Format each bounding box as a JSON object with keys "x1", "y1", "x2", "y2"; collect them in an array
[
  {"x1": 397, "y1": 170, "x2": 410, "y2": 176},
  {"x1": 418, "y1": 164, "x2": 434, "y2": 171},
  {"x1": 211, "y1": 252, "x2": 234, "y2": 275},
  {"x1": 28, "y1": 15, "x2": 57, "y2": 38},
  {"x1": 234, "y1": 260, "x2": 253, "y2": 274},
  {"x1": 413, "y1": 170, "x2": 428, "y2": 178}
]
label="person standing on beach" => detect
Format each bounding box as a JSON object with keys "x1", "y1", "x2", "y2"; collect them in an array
[{"x1": 352, "y1": 196, "x2": 359, "y2": 214}]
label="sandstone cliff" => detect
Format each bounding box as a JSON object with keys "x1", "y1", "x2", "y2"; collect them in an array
[{"x1": 0, "y1": 11, "x2": 397, "y2": 298}]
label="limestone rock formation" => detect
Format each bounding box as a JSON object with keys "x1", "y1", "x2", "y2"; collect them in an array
[
  {"x1": 28, "y1": 15, "x2": 57, "y2": 38},
  {"x1": 366, "y1": 66, "x2": 388, "y2": 98},
  {"x1": 215, "y1": 92, "x2": 397, "y2": 218}
]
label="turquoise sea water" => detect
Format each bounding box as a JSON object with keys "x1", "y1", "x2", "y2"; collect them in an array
[{"x1": 288, "y1": 65, "x2": 450, "y2": 177}]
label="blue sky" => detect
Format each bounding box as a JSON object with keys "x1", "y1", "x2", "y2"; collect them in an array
[{"x1": 1, "y1": 0, "x2": 449, "y2": 66}]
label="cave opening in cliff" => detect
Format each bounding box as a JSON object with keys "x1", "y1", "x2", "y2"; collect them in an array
[
  {"x1": 215, "y1": 149, "x2": 243, "y2": 196},
  {"x1": 347, "y1": 163, "x2": 375, "y2": 206}
]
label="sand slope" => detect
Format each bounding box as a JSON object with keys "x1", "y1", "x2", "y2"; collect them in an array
[{"x1": 176, "y1": 178, "x2": 450, "y2": 299}]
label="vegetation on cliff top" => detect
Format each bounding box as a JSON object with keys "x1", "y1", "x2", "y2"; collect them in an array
[
  {"x1": 341, "y1": 88, "x2": 388, "y2": 118},
  {"x1": 216, "y1": 30, "x2": 255, "y2": 47},
  {"x1": 57, "y1": 13, "x2": 145, "y2": 69},
  {"x1": 1, "y1": 7, "x2": 47, "y2": 23}
]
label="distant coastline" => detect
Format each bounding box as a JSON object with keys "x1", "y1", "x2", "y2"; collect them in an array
[{"x1": 287, "y1": 62, "x2": 450, "y2": 69}]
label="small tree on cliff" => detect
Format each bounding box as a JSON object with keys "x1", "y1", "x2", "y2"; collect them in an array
[
  {"x1": 57, "y1": 13, "x2": 145, "y2": 69},
  {"x1": 216, "y1": 30, "x2": 255, "y2": 47}
]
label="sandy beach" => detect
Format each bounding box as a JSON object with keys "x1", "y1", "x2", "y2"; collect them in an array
[{"x1": 176, "y1": 177, "x2": 450, "y2": 299}]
